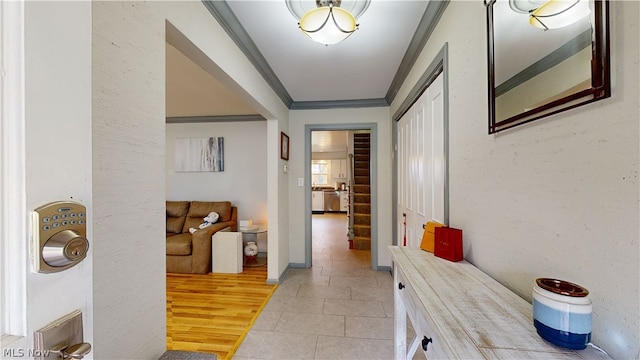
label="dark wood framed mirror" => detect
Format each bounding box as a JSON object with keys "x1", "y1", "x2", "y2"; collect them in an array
[{"x1": 485, "y1": 0, "x2": 610, "y2": 134}]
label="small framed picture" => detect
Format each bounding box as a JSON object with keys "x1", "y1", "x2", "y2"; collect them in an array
[{"x1": 280, "y1": 132, "x2": 290, "y2": 161}]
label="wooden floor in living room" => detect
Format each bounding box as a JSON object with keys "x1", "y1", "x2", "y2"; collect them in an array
[{"x1": 166, "y1": 262, "x2": 276, "y2": 360}]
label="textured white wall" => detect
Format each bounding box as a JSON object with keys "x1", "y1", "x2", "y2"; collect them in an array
[
  {"x1": 269, "y1": 119, "x2": 290, "y2": 283},
  {"x1": 391, "y1": 2, "x2": 639, "y2": 358},
  {"x1": 92, "y1": 2, "x2": 167, "y2": 358},
  {"x1": 20, "y1": 0, "x2": 94, "y2": 353},
  {"x1": 288, "y1": 108, "x2": 393, "y2": 268},
  {"x1": 166, "y1": 122, "x2": 268, "y2": 224},
  {"x1": 91, "y1": 1, "x2": 289, "y2": 357}
]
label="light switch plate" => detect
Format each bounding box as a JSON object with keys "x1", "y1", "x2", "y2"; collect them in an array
[
  {"x1": 297, "y1": 177, "x2": 304, "y2": 187},
  {"x1": 34, "y1": 310, "x2": 84, "y2": 359}
]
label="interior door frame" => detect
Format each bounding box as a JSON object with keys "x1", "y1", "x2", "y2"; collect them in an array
[
  {"x1": 1, "y1": 0, "x2": 27, "y2": 340},
  {"x1": 392, "y1": 43, "x2": 450, "y2": 245},
  {"x1": 304, "y1": 123, "x2": 378, "y2": 269}
]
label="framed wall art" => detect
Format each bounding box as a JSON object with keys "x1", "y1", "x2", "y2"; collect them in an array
[
  {"x1": 174, "y1": 137, "x2": 224, "y2": 172},
  {"x1": 280, "y1": 132, "x2": 289, "y2": 161}
]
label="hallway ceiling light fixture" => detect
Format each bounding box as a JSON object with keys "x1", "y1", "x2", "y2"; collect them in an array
[
  {"x1": 509, "y1": 0, "x2": 591, "y2": 30},
  {"x1": 286, "y1": 0, "x2": 371, "y2": 45}
]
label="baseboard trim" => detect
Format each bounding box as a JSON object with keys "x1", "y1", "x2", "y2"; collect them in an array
[{"x1": 266, "y1": 264, "x2": 292, "y2": 284}]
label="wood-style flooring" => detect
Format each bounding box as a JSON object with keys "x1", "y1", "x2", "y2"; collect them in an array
[{"x1": 166, "y1": 263, "x2": 276, "y2": 360}]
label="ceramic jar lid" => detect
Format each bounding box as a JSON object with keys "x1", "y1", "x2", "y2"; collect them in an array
[{"x1": 536, "y1": 278, "x2": 589, "y2": 297}]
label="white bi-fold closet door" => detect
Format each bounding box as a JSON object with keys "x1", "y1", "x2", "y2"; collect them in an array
[{"x1": 397, "y1": 72, "x2": 446, "y2": 248}]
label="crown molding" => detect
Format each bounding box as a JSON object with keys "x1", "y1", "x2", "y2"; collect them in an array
[
  {"x1": 495, "y1": 28, "x2": 591, "y2": 97},
  {"x1": 202, "y1": 0, "x2": 293, "y2": 107},
  {"x1": 202, "y1": 0, "x2": 449, "y2": 110},
  {"x1": 166, "y1": 115, "x2": 266, "y2": 124},
  {"x1": 290, "y1": 98, "x2": 388, "y2": 110},
  {"x1": 385, "y1": 0, "x2": 450, "y2": 104}
]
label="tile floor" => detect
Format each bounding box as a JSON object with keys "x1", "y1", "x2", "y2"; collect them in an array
[{"x1": 234, "y1": 213, "x2": 396, "y2": 360}]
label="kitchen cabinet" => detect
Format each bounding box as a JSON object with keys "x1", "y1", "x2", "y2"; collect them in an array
[
  {"x1": 312, "y1": 191, "x2": 324, "y2": 212},
  {"x1": 331, "y1": 159, "x2": 347, "y2": 179},
  {"x1": 339, "y1": 191, "x2": 349, "y2": 212}
]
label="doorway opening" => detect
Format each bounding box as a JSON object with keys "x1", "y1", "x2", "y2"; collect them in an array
[{"x1": 306, "y1": 125, "x2": 377, "y2": 269}]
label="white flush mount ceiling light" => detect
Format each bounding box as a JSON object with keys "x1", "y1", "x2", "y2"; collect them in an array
[
  {"x1": 509, "y1": 0, "x2": 591, "y2": 30},
  {"x1": 286, "y1": 0, "x2": 371, "y2": 45}
]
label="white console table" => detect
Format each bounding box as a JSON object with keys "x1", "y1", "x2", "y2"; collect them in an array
[{"x1": 389, "y1": 247, "x2": 609, "y2": 359}]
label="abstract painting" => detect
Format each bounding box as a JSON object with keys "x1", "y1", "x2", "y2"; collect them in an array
[{"x1": 175, "y1": 137, "x2": 224, "y2": 172}]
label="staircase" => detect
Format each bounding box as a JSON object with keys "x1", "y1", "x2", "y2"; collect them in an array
[{"x1": 352, "y1": 133, "x2": 371, "y2": 250}]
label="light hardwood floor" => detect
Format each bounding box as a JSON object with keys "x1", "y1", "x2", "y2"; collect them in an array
[{"x1": 166, "y1": 261, "x2": 275, "y2": 359}]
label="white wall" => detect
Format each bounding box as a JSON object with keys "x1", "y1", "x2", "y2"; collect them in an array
[
  {"x1": 3, "y1": 1, "x2": 95, "y2": 355},
  {"x1": 91, "y1": 1, "x2": 288, "y2": 358},
  {"x1": 268, "y1": 119, "x2": 290, "y2": 283},
  {"x1": 166, "y1": 122, "x2": 268, "y2": 224},
  {"x1": 91, "y1": 2, "x2": 166, "y2": 358},
  {"x1": 288, "y1": 108, "x2": 393, "y2": 268},
  {"x1": 391, "y1": 2, "x2": 639, "y2": 359}
]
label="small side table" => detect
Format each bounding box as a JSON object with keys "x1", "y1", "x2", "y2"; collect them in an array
[
  {"x1": 240, "y1": 225, "x2": 268, "y2": 253},
  {"x1": 240, "y1": 225, "x2": 267, "y2": 267}
]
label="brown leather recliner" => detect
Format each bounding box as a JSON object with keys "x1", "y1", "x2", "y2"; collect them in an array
[{"x1": 166, "y1": 201, "x2": 238, "y2": 274}]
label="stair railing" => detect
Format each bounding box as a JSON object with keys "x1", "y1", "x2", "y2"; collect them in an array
[{"x1": 347, "y1": 153, "x2": 354, "y2": 242}]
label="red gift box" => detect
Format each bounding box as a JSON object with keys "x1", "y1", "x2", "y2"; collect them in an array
[{"x1": 434, "y1": 227, "x2": 463, "y2": 262}]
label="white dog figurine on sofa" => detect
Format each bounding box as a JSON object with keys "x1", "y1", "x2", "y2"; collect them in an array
[{"x1": 189, "y1": 211, "x2": 219, "y2": 234}]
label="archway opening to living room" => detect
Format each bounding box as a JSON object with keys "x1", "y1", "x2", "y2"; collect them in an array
[
  {"x1": 164, "y1": 27, "x2": 275, "y2": 358},
  {"x1": 164, "y1": 35, "x2": 269, "y2": 269}
]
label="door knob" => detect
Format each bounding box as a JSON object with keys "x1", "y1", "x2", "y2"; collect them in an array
[{"x1": 421, "y1": 336, "x2": 433, "y2": 351}]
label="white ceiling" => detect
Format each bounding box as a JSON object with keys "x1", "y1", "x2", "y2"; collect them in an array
[
  {"x1": 166, "y1": 43, "x2": 257, "y2": 117},
  {"x1": 166, "y1": 0, "x2": 444, "y2": 118},
  {"x1": 225, "y1": 0, "x2": 429, "y2": 102}
]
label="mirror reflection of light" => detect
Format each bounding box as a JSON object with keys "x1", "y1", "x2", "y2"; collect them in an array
[
  {"x1": 529, "y1": 0, "x2": 591, "y2": 30},
  {"x1": 509, "y1": 0, "x2": 547, "y2": 13}
]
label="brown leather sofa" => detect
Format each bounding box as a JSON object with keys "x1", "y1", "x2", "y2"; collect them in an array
[{"x1": 166, "y1": 201, "x2": 238, "y2": 274}]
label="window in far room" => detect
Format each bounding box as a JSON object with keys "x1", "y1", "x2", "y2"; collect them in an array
[{"x1": 311, "y1": 160, "x2": 329, "y2": 186}]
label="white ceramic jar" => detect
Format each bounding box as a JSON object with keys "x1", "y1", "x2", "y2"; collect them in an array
[
  {"x1": 532, "y1": 278, "x2": 592, "y2": 350},
  {"x1": 244, "y1": 241, "x2": 258, "y2": 258}
]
